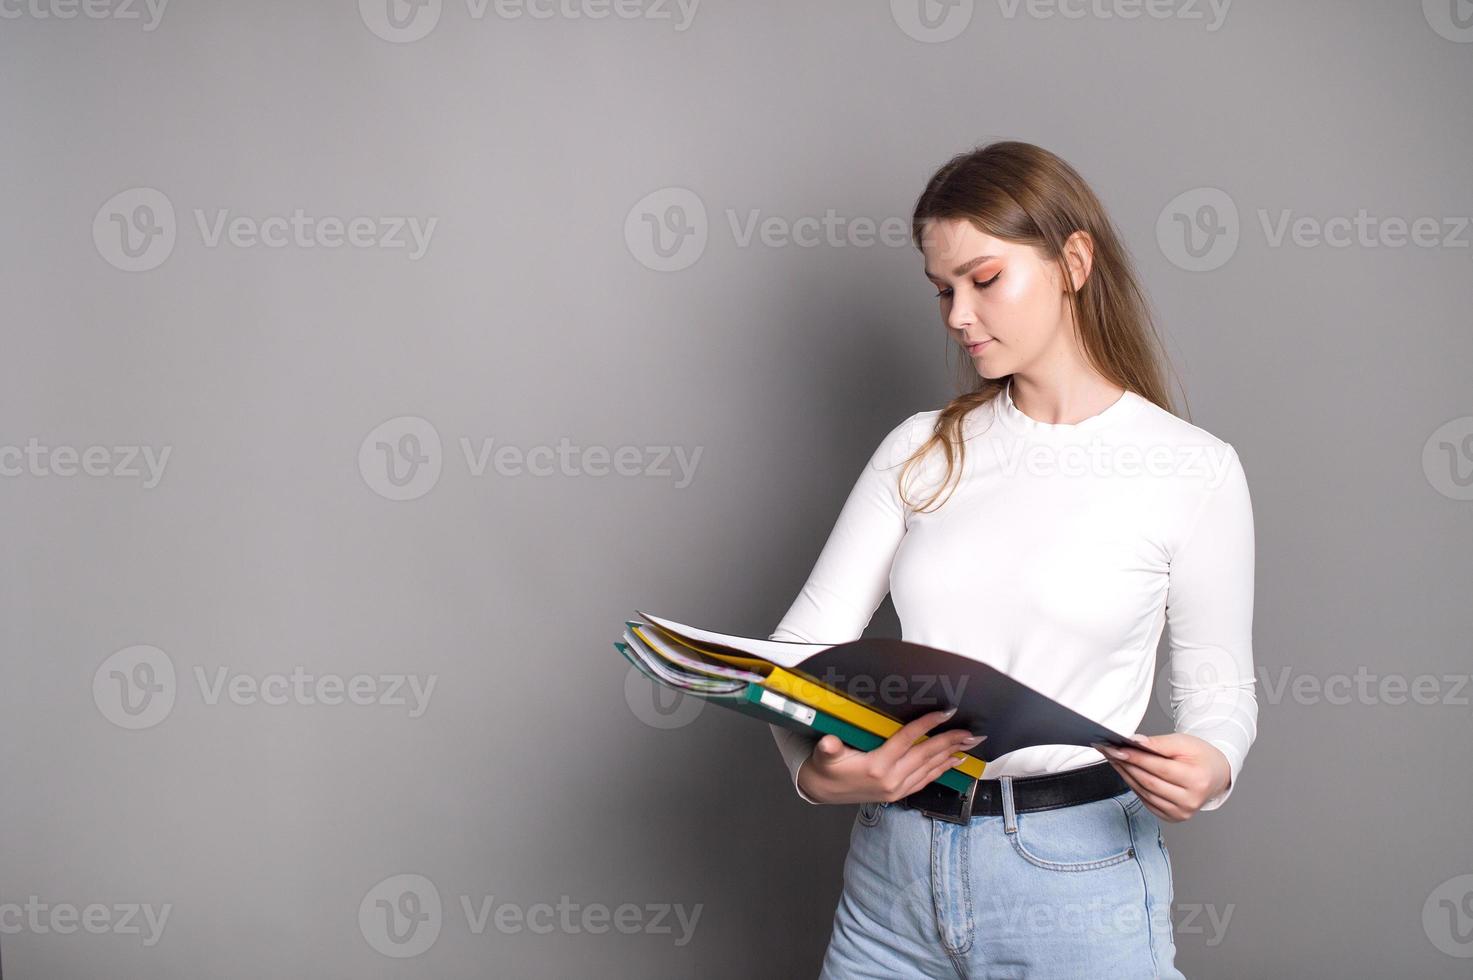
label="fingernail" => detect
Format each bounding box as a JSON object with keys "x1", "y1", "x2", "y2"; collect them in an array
[
  {"x1": 943, "y1": 707, "x2": 957, "y2": 717},
  {"x1": 960, "y1": 735, "x2": 983, "y2": 748}
]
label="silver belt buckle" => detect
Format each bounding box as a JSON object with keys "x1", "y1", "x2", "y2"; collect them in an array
[{"x1": 916, "y1": 777, "x2": 978, "y2": 825}]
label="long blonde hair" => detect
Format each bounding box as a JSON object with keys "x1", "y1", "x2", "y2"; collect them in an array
[{"x1": 898, "y1": 141, "x2": 1185, "y2": 513}]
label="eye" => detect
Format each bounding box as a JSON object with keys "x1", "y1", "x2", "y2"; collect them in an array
[{"x1": 932, "y1": 271, "x2": 1001, "y2": 299}]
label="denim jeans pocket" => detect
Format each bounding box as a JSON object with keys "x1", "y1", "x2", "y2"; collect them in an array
[
  {"x1": 1157, "y1": 827, "x2": 1175, "y2": 894},
  {"x1": 1008, "y1": 795, "x2": 1137, "y2": 872},
  {"x1": 857, "y1": 800, "x2": 887, "y2": 827}
]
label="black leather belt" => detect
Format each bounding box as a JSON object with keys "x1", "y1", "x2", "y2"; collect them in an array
[{"x1": 899, "y1": 761, "x2": 1128, "y2": 825}]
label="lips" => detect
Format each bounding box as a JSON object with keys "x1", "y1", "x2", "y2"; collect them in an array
[{"x1": 965, "y1": 339, "x2": 993, "y2": 354}]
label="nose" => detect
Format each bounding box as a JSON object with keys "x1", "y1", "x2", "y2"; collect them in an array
[{"x1": 947, "y1": 295, "x2": 977, "y2": 333}]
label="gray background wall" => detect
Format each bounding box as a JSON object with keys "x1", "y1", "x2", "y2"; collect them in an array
[{"x1": 3, "y1": 1, "x2": 1471, "y2": 977}]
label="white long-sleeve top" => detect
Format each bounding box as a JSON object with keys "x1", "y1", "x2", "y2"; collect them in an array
[{"x1": 768, "y1": 379, "x2": 1258, "y2": 811}]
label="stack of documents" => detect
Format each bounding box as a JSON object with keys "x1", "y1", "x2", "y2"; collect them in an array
[
  {"x1": 616, "y1": 611, "x2": 978, "y2": 794},
  {"x1": 616, "y1": 611, "x2": 1156, "y2": 797}
]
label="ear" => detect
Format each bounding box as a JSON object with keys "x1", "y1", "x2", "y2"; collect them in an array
[{"x1": 1061, "y1": 229, "x2": 1095, "y2": 292}]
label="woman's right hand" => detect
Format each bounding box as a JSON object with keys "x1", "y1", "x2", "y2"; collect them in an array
[{"x1": 795, "y1": 708, "x2": 986, "y2": 805}]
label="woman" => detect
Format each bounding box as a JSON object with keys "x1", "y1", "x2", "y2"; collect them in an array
[{"x1": 767, "y1": 141, "x2": 1257, "y2": 979}]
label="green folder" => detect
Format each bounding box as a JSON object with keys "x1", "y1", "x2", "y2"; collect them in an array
[{"x1": 615, "y1": 641, "x2": 975, "y2": 796}]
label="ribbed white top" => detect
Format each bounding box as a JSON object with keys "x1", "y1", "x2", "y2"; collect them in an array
[{"x1": 769, "y1": 381, "x2": 1258, "y2": 811}]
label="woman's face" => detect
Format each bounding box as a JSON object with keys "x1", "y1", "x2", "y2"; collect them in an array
[{"x1": 919, "y1": 217, "x2": 1080, "y2": 380}]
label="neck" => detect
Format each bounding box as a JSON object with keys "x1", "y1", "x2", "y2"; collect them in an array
[{"x1": 1006, "y1": 368, "x2": 1126, "y2": 426}]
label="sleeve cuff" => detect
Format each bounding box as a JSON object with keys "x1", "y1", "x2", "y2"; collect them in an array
[
  {"x1": 1196, "y1": 738, "x2": 1245, "y2": 811},
  {"x1": 769, "y1": 722, "x2": 823, "y2": 805},
  {"x1": 792, "y1": 756, "x2": 822, "y2": 805}
]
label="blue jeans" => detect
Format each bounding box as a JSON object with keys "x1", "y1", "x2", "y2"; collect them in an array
[{"x1": 818, "y1": 776, "x2": 1185, "y2": 979}]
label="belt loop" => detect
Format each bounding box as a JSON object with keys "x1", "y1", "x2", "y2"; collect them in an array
[{"x1": 1000, "y1": 775, "x2": 1017, "y2": 834}]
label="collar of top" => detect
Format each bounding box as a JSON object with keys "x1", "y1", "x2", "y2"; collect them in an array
[{"x1": 991, "y1": 376, "x2": 1144, "y2": 440}]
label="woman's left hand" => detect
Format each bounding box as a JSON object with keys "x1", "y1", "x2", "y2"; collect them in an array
[{"x1": 1095, "y1": 733, "x2": 1230, "y2": 823}]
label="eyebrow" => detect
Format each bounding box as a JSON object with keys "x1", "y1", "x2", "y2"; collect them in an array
[{"x1": 924, "y1": 255, "x2": 998, "y2": 281}]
